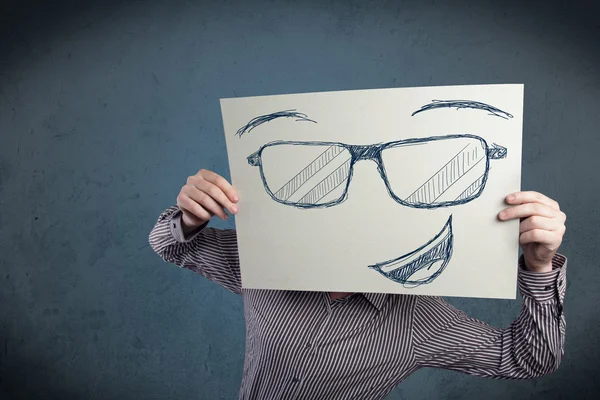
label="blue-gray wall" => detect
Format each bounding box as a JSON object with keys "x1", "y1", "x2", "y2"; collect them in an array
[{"x1": 1, "y1": 0, "x2": 598, "y2": 399}]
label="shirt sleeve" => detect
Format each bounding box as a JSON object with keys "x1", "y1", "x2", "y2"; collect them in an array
[
  {"x1": 412, "y1": 254, "x2": 567, "y2": 379},
  {"x1": 148, "y1": 205, "x2": 242, "y2": 295}
]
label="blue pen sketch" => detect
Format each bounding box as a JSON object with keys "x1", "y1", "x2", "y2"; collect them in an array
[
  {"x1": 247, "y1": 134, "x2": 508, "y2": 209},
  {"x1": 236, "y1": 110, "x2": 317, "y2": 137},
  {"x1": 411, "y1": 100, "x2": 514, "y2": 120},
  {"x1": 369, "y1": 215, "x2": 454, "y2": 288},
  {"x1": 240, "y1": 103, "x2": 514, "y2": 288}
]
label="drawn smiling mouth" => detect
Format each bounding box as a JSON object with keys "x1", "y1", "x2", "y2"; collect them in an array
[{"x1": 368, "y1": 215, "x2": 454, "y2": 288}]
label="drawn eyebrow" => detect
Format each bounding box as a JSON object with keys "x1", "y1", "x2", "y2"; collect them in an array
[
  {"x1": 411, "y1": 100, "x2": 514, "y2": 120},
  {"x1": 236, "y1": 109, "x2": 317, "y2": 137}
]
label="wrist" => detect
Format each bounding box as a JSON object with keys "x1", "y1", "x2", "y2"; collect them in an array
[
  {"x1": 523, "y1": 258, "x2": 553, "y2": 273},
  {"x1": 181, "y1": 213, "x2": 207, "y2": 235}
]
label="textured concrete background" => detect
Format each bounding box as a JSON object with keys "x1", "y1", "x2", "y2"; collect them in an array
[{"x1": 1, "y1": 0, "x2": 599, "y2": 399}]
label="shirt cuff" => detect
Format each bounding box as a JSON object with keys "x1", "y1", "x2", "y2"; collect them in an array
[
  {"x1": 517, "y1": 253, "x2": 567, "y2": 306},
  {"x1": 169, "y1": 209, "x2": 208, "y2": 243}
]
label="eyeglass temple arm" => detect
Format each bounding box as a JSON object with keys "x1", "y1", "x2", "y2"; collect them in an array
[
  {"x1": 247, "y1": 152, "x2": 261, "y2": 166},
  {"x1": 487, "y1": 143, "x2": 508, "y2": 160}
]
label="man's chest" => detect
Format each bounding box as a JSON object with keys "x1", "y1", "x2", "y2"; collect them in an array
[{"x1": 242, "y1": 290, "x2": 417, "y2": 380}]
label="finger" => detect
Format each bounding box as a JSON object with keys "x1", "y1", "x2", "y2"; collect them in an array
[
  {"x1": 519, "y1": 229, "x2": 562, "y2": 251},
  {"x1": 519, "y1": 215, "x2": 564, "y2": 233},
  {"x1": 506, "y1": 191, "x2": 560, "y2": 210},
  {"x1": 498, "y1": 203, "x2": 556, "y2": 221},
  {"x1": 198, "y1": 169, "x2": 239, "y2": 203},
  {"x1": 192, "y1": 178, "x2": 238, "y2": 215},
  {"x1": 177, "y1": 193, "x2": 212, "y2": 222},
  {"x1": 183, "y1": 185, "x2": 229, "y2": 220}
]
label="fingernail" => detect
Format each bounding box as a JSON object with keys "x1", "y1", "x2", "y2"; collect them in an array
[
  {"x1": 507, "y1": 195, "x2": 515, "y2": 202},
  {"x1": 231, "y1": 205, "x2": 238, "y2": 214}
]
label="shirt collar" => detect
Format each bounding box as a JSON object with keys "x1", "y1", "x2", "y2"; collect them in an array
[{"x1": 362, "y1": 292, "x2": 389, "y2": 311}]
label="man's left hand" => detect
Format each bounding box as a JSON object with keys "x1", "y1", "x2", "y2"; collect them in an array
[{"x1": 498, "y1": 191, "x2": 566, "y2": 272}]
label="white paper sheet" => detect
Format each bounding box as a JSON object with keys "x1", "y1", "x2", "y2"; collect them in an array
[{"x1": 220, "y1": 84, "x2": 523, "y2": 299}]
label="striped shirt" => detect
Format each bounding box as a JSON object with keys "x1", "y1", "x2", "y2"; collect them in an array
[{"x1": 149, "y1": 206, "x2": 567, "y2": 400}]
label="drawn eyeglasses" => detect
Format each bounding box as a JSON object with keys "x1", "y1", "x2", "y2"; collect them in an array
[{"x1": 247, "y1": 134, "x2": 507, "y2": 209}]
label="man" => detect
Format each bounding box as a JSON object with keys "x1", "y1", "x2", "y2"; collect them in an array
[{"x1": 149, "y1": 168, "x2": 567, "y2": 400}]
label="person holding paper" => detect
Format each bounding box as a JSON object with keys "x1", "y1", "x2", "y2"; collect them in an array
[{"x1": 149, "y1": 168, "x2": 567, "y2": 400}]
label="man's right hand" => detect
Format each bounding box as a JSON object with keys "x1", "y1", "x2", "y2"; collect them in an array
[{"x1": 176, "y1": 169, "x2": 239, "y2": 231}]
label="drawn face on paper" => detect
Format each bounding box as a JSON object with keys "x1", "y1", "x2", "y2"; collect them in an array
[{"x1": 220, "y1": 85, "x2": 523, "y2": 298}]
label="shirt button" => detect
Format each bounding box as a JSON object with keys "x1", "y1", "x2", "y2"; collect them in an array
[
  {"x1": 305, "y1": 343, "x2": 312, "y2": 350},
  {"x1": 291, "y1": 377, "x2": 300, "y2": 383}
]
